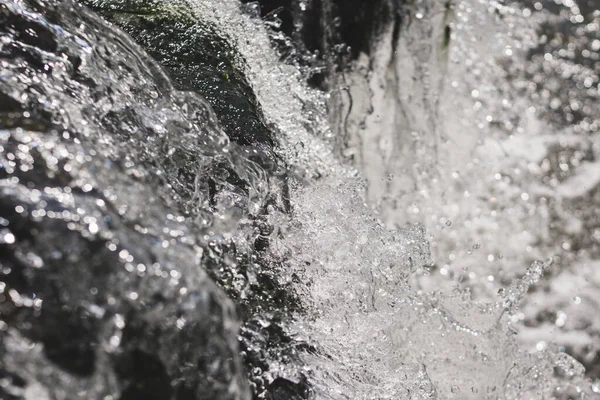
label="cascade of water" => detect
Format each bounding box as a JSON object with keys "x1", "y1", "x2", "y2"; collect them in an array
[
  {"x1": 1, "y1": 0, "x2": 598, "y2": 398},
  {"x1": 187, "y1": 0, "x2": 598, "y2": 397}
]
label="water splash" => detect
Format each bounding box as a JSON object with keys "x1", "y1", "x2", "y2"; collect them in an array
[
  {"x1": 212, "y1": 0, "x2": 599, "y2": 397},
  {"x1": 1, "y1": 0, "x2": 598, "y2": 398}
]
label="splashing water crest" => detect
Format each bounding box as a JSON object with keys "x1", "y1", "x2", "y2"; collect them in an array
[{"x1": 195, "y1": 0, "x2": 598, "y2": 397}]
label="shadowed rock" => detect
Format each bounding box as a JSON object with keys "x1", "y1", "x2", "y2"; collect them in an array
[
  {"x1": 84, "y1": 0, "x2": 274, "y2": 147},
  {"x1": 0, "y1": 0, "x2": 253, "y2": 398}
]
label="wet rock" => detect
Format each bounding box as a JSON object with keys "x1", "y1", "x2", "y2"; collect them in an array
[
  {"x1": 240, "y1": 0, "x2": 403, "y2": 88},
  {"x1": 0, "y1": 0, "x2": 257, "y2": 398},
  {"x1": 268, "y1": 377, "x2": 311, "y2": 400},
  {"x1": 76, "y1": 2, "x2": 311, "y2": 397},
  {"x1": 0, "y1": 0, "x2": 311, "y2": 398},
  {"x1": 83, "y1": 0, "x2": 274, "y2": 147}
]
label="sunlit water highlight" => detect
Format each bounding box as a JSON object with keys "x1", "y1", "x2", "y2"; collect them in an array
[{"x1": 1, "y1": 0, "x2": 599, "y2": 398}]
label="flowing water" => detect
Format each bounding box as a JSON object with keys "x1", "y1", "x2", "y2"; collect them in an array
[{"x1": 0, "y1": 0, "x2": 599, "y2": 399}]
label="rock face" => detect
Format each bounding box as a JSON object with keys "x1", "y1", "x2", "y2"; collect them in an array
[
  {"x1": 83, "y1": 0, "x2": 274, "y2": 147},
  {"x1": 0, "y1": 0, "x2": 289, "y2": 398},
  {"x1": 239, "y1": 0, "x2": 408, "y2": 86},
  {"x1": 76, "y1": 1, "x2": 310, "y2": 398}
]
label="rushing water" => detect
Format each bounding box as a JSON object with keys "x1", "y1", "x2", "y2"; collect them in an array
[{"x1": 0, "y1": 0, "x2": 599, "y2": 399}]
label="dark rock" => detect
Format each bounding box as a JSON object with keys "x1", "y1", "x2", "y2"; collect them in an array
[
  {"x1": 76, "y1": 2, "x2": 310, "y2": 398},
  {"x1": 0, "y1": 0, "x2": 311, "y2": 398},
  {"x1": 269, "y1": 377, "x2": 311, "y2": 400},
  {"x1": 84, "y1": 0, "x2": 274, "y2": 147},
  {"x1": 240, "y1": 0, "x2": 403, "y2": 89},
  {"x1": 0, "y1": 0, "x2": 256, "y2": 398}
]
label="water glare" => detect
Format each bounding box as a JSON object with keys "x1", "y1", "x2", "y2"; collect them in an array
[{"x1": 0, "y1": 0, "x2": 598, "y2": 398}]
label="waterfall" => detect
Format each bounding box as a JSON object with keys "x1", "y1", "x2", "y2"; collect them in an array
[{"x1": 1, "y1": 0, "x2": 598, "y2": 399}]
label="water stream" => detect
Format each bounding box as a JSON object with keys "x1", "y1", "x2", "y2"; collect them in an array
[{"x1": 1, "y1": 0, "x2": 599, "y2": 399}]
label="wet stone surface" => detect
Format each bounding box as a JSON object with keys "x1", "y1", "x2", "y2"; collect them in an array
[
  {"x1": 84, "y1": 0, "x2": 274, "y2": 147},
  {"x1": 0, "y1": 0, "x2": 307, "y2": 398}
]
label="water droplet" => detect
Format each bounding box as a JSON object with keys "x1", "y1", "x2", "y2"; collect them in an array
[
  {"x1": 89, "y1": 222, "x2": 99, "y2": 234},
  {"x1": 536, "y1": 341, "x2": 547, "y2": 351},
  {"x1": 2, "y1": 232, "x2": 15, "y2": 244}
]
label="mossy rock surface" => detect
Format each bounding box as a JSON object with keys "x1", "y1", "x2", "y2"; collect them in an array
[{"x1": 84, "y1": 0, "x2": 274, "y2": 147}]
